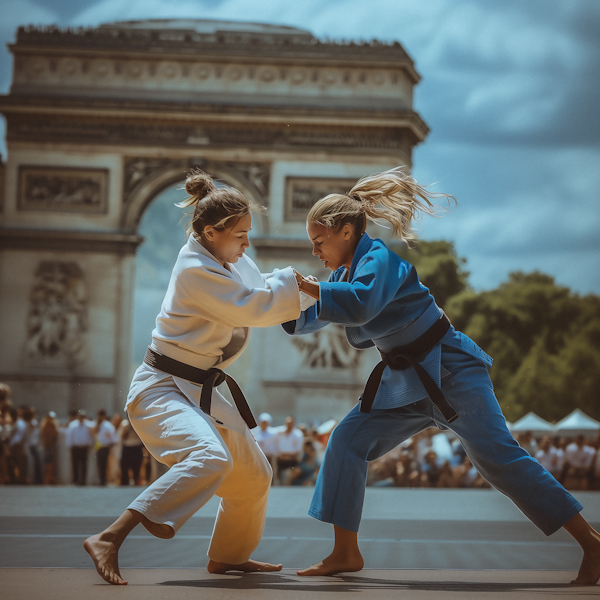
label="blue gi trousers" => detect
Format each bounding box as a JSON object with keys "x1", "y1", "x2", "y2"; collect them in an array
[{"x1": 309, "y1": 379, "x2": 582, "y2": 536}]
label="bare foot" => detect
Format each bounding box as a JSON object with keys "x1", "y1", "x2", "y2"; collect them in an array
[
  {"x1": 207, "y1": 558, "x2": 282, "y2": 574},
  {"x1": 84, "y1": 534, "x2": 127, "y2": 585},
  {"x1": 297, "y1": 551, "x2": 364, "y2": 576},
  {"x1": 570, "y1": 546, "x2": 600, "y2": 586}
]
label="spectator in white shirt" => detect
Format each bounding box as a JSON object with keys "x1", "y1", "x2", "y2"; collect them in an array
[
  {"x1": 8, "y1": 406, "x2": 29, "y2": 484},
  {"x1": 535, "y1": 436, "x2": 562, "y2": 479},
  {"x1": 253, "y1": 413, "x2": 279, "y2": 477},
  {"x1": 95, "y1": 409, "x2": 117, "y2": 486},
  {"x1": 564, "y1": 435, "x2": 595, "y2": 490},
  {"x1": 276, "y1": 416, "x2": 304, "y2": 485},
  {"x1": 24, "y1": 407, "x2": 43, "y2": 485},
  {"x1": 66, "y1": 410, "x2": 94, "y2": 485}
]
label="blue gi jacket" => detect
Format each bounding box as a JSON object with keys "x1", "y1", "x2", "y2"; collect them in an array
[{"x1": 283, "y1": 233, "x2": 493, "y2": 409}]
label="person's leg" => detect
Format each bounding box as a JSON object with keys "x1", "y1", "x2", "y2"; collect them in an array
[
  {"x1": 81, "y1": 446, "x2": 89, "y2": 485},
  {"x1": 119, "y1": 446, "x2": 130, "y2": 486},
  {"x1": 30, "y1": 446, "x2": 43, "y2": 484},
  {"x1": 14, "y1": 443, "x2": 28, "y2": 484},
  {"x1": 84, "y1": 508, "x2": 171, "y2": 585},
  {"x1": 69, "y1": 448, "x2": 76, "y2": 484},
  {"x1": 72, "y1": 447, "x2": 84, "y2": 485},
  {"x1": 205, "y1": 390, "x2": 281, "y2": 573},
  {"x1": 298, "y1": 401, "x2": 432, "y2": 576},
  {"x1": 96, "y1": 447, "x2": 109, "y2": 486},
  {"x1": 443, "y1": 382, "x2": 599, "y2": 584},
  {"x1": 563, "y1": 513, "x2": 600, "y2": 585},
  {"x1": 84, "y1": 382, "x2": 234, "y2": 585},
  {"x1": 130, "y1": 445, "x2": 144, "y2": 484}
]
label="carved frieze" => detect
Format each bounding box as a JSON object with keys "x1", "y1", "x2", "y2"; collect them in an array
[
  {"x1": 13, "y1": 54, "x2": 411, "y2": 96},
  {"x1": 292, "y1": 325, "x2": 360, "y2": 370},
  {"x1": 285, "y1": 176, "x2": 356, "y2": 222},
  {"x1": 123, "y1": 158, "x2": 174, "y2": 197},
  {"x1": 122, "y1": 156, "x2": 271, "y2": 208},
  {"x1": 24, "y1": 261, "x2": 88, "y2": 365},
  {"x1": 18, "y1": 166, "x2": 108, "y2": 213},
  {"x1": 226, "y1": 162, "x2": 270, "y2": 198}
]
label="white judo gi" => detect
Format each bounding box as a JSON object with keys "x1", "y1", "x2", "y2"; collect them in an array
[{"x1": 124, "y1": 234, "x2": 302, "y2": 565}]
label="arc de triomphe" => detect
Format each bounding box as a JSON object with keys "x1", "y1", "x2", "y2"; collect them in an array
[{"x1": 0, "y1": 19, "x2": 428, "y2": 422}]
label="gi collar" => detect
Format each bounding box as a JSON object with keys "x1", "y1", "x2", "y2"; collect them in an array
[{"x1": 347, "y1": 233, "x2": 374, "y2": 281}]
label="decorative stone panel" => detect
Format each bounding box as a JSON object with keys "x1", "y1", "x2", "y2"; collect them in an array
[
  {"x1": 17, "y1": 166, "x2": 108, "y2": 213},
  {"x1": 284, "y1": 176, "x2": 356, "y2": 222}
]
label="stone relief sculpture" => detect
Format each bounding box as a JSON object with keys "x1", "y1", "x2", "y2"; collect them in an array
[
  {"x1": 229, "y1": 162, "x2": 271, "y2": 198},
  {"x1": 292, "y1": 325, "x2": 360, "y2": 370},
  {"x1": 122, "y1": 157, "x2": 271, "y2": 208},
  {"x1": 25, "y1": 261, "x2": 88, "y2": 364},
  {"x1": 18, "y1": 167, "x2": 108, "y2": 213},
  {"x1": 285, "y1": 177, "x2": 355, "y2": 221},
  {"x1": 123, "y1": 158, "x2": 173, "y2": 196}
]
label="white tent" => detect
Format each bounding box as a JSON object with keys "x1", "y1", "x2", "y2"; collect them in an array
[
  {"x1": 510, "y1": 412, "x2": 555, "y2": 435},
  {"x1": 555, "y1": 409, "x2": 600, "y2": 438}
]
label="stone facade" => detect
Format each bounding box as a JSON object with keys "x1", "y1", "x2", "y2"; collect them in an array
[{"x1": 0, "y1": 20, "x2": 427, "y2": 423}]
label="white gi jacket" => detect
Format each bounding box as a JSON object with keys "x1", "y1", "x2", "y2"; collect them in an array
[{"x1": 126, "y1": 234, "x2": 301, "y2": 408}]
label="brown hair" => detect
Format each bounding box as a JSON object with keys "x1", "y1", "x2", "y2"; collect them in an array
[
  {"x1": 307, "y1": 167, "x2": 455, "y2": 245},
  {"x1": 178, "y1": 169, "x2": 262, "y2": 237}
]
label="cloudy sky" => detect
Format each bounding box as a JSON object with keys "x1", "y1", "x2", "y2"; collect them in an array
[{"x1": 1, "y1": 0, "x2": 599, "y2": 295}]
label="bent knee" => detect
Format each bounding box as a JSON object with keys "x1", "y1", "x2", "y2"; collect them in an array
[{"x1": 185, "y1": 446, "x2": 234, "y2": 480}]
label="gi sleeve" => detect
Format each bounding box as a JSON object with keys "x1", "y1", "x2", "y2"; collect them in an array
[{"x1": 171, "y1": 264, "x2": 301, "y2": 329}]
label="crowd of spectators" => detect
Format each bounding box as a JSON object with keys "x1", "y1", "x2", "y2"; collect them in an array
[
  {"x1": 0, "y1": 383, "x2": 149, "y2": 487},
  {"x1": 2, "y1": 382, "x2": 600, "y2": 491},
  {"x1": 365, "y1": 428, "x2": 600, "y2": 491},
  {"x1": 253, "y1": 413, "x2": 326, "y2": 486}
]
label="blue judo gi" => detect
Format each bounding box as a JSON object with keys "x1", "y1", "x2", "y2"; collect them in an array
[{"x1": 283, "y1": 233, "x2": 581, "y2": 535}]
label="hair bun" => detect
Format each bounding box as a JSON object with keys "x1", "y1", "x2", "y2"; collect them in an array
[{"x1": 185, "y1": 169, "x2": 215, "y2": 200}]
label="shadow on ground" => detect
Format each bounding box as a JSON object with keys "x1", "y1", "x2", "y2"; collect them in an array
[{"x1": 159, "y1": 572, "x2": 579, "y2": 593}]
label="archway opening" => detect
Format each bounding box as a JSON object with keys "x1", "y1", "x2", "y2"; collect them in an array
[{"x1": 130, "y1": 182, "x2": 187, "y2": 374}]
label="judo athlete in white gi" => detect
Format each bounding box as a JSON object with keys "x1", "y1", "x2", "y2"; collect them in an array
[
  {"x1": 287, "y1": 167, "x2": 600, "y2": 585},
  {"x1": 85, "y1": 170, "x2": 315, "y2": 585}
]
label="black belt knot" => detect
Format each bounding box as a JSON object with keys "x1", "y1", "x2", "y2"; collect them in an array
[
  {"x1": 143, "y1": 347, "x2": 257, "y2": 429},
  {"x1": 204, "y1": 368, "x2": 227, "y2": 388},
  {"x1": 359, "y1": 313, "x2": 458, "y2": 424}
]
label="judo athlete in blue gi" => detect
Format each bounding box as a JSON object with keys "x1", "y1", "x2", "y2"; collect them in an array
[{"x1": 287, "y1": 167, "x2": 600, "y2": 584}]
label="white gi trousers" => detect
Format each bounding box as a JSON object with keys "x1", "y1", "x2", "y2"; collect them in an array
[{"x1": 126, "y1": 375, "x2": 272, "y2": 565}]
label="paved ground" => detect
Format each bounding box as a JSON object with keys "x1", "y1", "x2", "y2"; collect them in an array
[
  {"x1": 1, "y1": 486, "x2": 599, "y2": 598},
  {"x1": 2, "y1": 568, "x2": 597, "y2": 600}
]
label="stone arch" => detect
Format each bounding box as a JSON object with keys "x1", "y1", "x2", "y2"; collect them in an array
[{"x1": 120, "y1": 159, "x2": 269, "y2": 236}]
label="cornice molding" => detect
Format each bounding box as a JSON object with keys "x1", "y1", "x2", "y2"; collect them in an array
[
  {"x1": 12, "y1": 25, "x2": 417, "y2": 75},
  {"x1": 0, "y1": 228, "x2": 143, "y2": 254},
  {"x1": 3, "y1": 114, "x2": 419, "y2": 158},
  {"x1": 0, "y1": 95, "x2": 428, "y2": 135}
]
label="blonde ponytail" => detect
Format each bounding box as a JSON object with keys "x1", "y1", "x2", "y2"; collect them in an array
[{"x1": 308, "y1": 167, "x2": 455, "y2": 245}]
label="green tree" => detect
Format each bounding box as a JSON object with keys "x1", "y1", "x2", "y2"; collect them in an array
[
  {"x1": 395, "y1": 240, "x2": 470, "y2": 309},
  {"x1": 446, "y1": 272, "x2": 600, "y2": 422}
]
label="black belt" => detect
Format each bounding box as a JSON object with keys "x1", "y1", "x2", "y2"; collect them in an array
[
  {"x1": 144, "y1": 347, "x2": 257, "y2": 429},
  {"x1": 359, "y1": 313, "x2": 458, "y2": 423}
]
